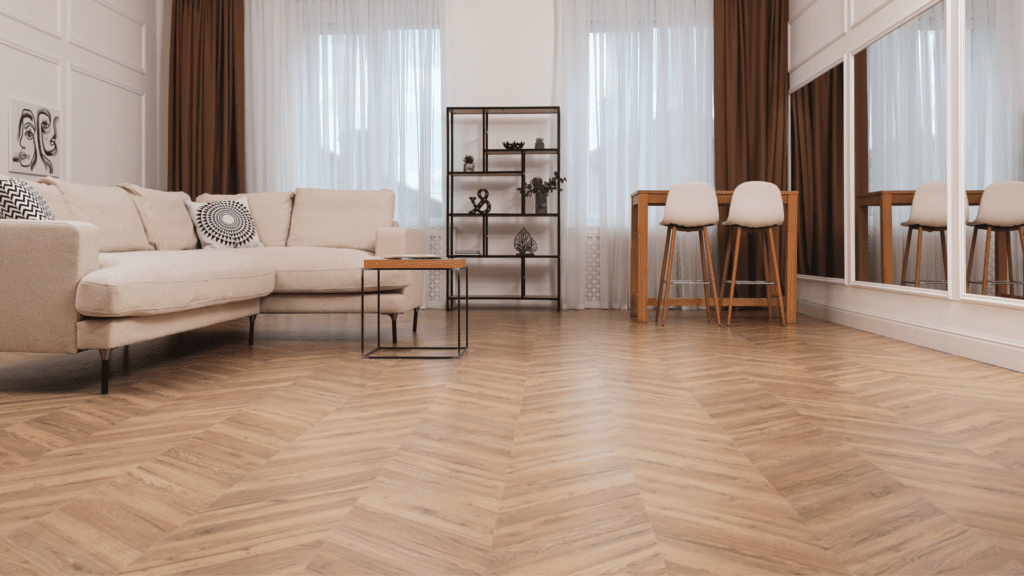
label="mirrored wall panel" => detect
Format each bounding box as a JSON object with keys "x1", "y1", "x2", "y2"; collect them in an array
[
  {"x1": 791, "y1": 63, "x2": 844, "y2": 279},
  {"x1": 964, "y1": 0, "x2": 1024, "y2": 300},
  {"x1": 854, "y1": 1, "x2": 947, "y2": 290}
]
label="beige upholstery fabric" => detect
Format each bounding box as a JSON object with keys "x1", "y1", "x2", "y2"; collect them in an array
[
  {"x1": 77, "y1": 250, "x2": 275, "y2": 317},
  {"x1": 121, "y1": 184, "x2": 198, "y2": 250},
  {"x1": 971, "y1": 181, "x2": 1024, "y2": 228},
  {"x1": 78, "y1": 299, "x2": 260, "y2": 351},
  {"x1": 261, "y1": 286, "x2": 422, "y2": 314},
  {"x1": 40, "y1": 177, "x2": 151, "y2": 252},
  {"x1": 253, "y1": 247, "x2": 411, "y2": 293},
  {"x1": 197, "y1": 192, "x2": 294, "y2": 247},
  {"x1": 30, "y1": 180, "x2": 72, "y2": 220},
  {"x1": 287, "y1": 188, "x2": 395, "y2": 251},
  {"x1": 375, "y1": 226, "x2": 425, "y2": 258},
  {"x1": 902, "y1": 181, "x2": 948, "y2": 228},
  {"x1": 0, "y1": 220, "x2": 99, "y2": 353},
  {"x1": 661, "y1": 182, "x2": 719, "y2": 228}
]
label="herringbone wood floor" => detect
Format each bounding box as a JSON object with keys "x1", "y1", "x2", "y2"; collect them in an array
[{"x1": 2, "y1": 309, "x2": 1024, "y2": 575}]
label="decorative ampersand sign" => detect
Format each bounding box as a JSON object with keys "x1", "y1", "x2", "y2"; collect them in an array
[{"x1": 468, "y1": 188, "x2": 491, "y2": 214}]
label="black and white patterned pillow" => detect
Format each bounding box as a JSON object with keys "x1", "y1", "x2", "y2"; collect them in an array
[
  {"x1": 0, "y1": 177, "x2": 55, "y2": 220},
  {"x1": 186, "y1": 197, "x2": 263, "y2": 249}
]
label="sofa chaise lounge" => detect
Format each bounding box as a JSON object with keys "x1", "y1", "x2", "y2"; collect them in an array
[{"x1": 0, "y1": 177, "x2": 424, "y2": 394}]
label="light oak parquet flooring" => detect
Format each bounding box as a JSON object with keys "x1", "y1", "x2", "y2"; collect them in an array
[{"x1": 2, "y1": 310, "x2": 1024, "y2": 574}]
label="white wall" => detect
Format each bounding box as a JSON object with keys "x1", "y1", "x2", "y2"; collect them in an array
[
  {"x1": 0, "y1": 0, "x2": 166, "y2": 188},
  {"x1": 789, "y1": 0, "x2": 1024, "y2": 373}
]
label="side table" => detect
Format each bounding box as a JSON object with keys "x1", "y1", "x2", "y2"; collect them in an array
[{"x1": 362, "y1": 258, "x2": 468, "y2": 359}]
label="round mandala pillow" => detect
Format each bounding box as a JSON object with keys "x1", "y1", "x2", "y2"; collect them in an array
[{"x1": 186, "y1": 198, "x2": 263, "y2": 249}]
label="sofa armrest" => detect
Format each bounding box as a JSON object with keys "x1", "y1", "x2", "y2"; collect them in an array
[
  {"x1": 0, "y1": 220, "x2": 99, "y2": 353},
  {"x1": 375, "y1": 227, "x2": 426, "y2": 258}
]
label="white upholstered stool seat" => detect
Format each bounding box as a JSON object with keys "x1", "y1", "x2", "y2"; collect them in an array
[
  {"x1": 966, "y1": 180, "x2": 1024, "y2": 296},
  {"x1": 655, "y1": 182, "x2": 721, "y2": 325},
  {"x1": 719, "y1": 181, "x2": 786, "y2": 326},
  {"x1": 900, "y1": 181, "x2": 949, "y2": 288}
]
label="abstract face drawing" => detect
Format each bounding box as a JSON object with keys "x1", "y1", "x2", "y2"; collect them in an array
[{"x1": 11, "y1": 106, "x2": 58, "y2": 175}]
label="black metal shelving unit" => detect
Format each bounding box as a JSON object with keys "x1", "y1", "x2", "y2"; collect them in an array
[{"x1": 445, "y1": 106, "x2": 561, "y2": 310}]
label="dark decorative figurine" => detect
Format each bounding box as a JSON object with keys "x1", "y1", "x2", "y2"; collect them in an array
[
  {"x1": 534, "y1": 138, "x2": 545, "y2": 149},
  {"x1": 502, "y1": 141, "x2": 525, "y2": 150},
  {"x1": 514, "y1": 227, "x2": 538, "y2": 255},
  {"x1": 469, "y1": 188, "x2": 491, "y2": 214},
  {"x1": 518, "y1": 172, "x2": 566, "y2": 215}
]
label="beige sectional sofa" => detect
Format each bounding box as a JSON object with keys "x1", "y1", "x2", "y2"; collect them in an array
[{"x1": 0, "y1": 177, "x2": 424, "y2": 394}]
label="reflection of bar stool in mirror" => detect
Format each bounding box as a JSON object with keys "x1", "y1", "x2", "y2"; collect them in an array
[
  {"x1": 719, "y1": 181, "x2": 786, "y2": 327},
  {"x1": 966, "y1": 181, "x2": 1024, "y2": 296},
  {"x1": 900, "y1": 181, "x2": 949, "y2": 288},
  {"x1": 654, "y1": 182, "x2": 721, "y2": 326}
]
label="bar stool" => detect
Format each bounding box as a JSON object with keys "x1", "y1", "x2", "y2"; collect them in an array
[
  {"x1": 719, "y1": 181, "x2": 786, "y2": 326},
  {"x1": 654, "y1": 182, "x2": 721, "y2": 326},
  {"x1": 900, "y1": 181, "x2": 948, "y2": 288},
  {"x1": 966, "y1": 180, "x2": 1024, "y2": 296}
]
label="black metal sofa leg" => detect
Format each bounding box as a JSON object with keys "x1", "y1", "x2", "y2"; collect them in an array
[
  {"x1": 413, "y1": 307, "x2": 419, "y2": 333},
  {"x1": 100, "y1": 349, "x2": 111, "y2": 395},
  {"x1": 388, "y1": 313, "x2": 398, "y2": 344},
  {"x1": 249, "y1": 315, "x2": 257, "y2": 346}
]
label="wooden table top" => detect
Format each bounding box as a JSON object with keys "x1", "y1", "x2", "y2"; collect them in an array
[{"x1": 364, "y1": 258, "x2": 466, "y2": 270}]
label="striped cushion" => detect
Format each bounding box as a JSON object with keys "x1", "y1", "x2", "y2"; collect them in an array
[{"x1": 0, "y1": 177, "x2": 55, "y2": 220}]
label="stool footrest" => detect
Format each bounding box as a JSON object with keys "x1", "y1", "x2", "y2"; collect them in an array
[{"x1": 722, "y1": 279, "x2": 778, "y2": 286}]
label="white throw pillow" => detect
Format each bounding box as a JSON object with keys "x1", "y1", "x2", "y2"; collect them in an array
[
  {"x1": 0, "y1": 177, "x2": 55, "y2": 220},
  {"x1": 186, "y1": 197, "x2": 263, "y2": 249},
  {"x1": 196, "y1": 191, "x2": 294, "y2": 247}
]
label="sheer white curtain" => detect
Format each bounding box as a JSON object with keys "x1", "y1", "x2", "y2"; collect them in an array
[
  {"x1": 965, "y1": 0, "x2": 1024, "y2": 290},
  {"x1": 866, "y1": 2, "x2": 947, "y2": 285},
  {"x1": 556, "y1": 0, "x2": 714, "y2": 309},
  {"x1": 245, "y1": 0, "x2": 444, "y2": 230}
]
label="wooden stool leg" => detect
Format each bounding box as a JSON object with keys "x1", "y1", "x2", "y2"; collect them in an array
[
  {"x1": 767, "y1": 227, "x2": 786, "y2": 327},
  {"x1": 661, "y1": 228, "x2": 677, "y2": 326},
  {"x1": 939, "y1": 230, "x2": 948, "y2": 286},
  {"x1": 698, "y1": 228, "x2": 712, "y2": 323},
  {"x1": 967, "y1": 227, "x2": 979, "y2": 294},
  {"x1": 1006, "y1": 232, "x2": 1015, "y2": 297},
  {"x1": 726, "y1": 227, "x2": 742, "y2": 326},
  {"x1": 982, "y1": 226, "x2": 992, "y2": 296},
  {"x1": 901, "y1": 226, "x2": 914, "y2": 286},
  {"x1": 704, "y1": 226, "x2": 722, "y2": 325},
  {"x1": 914, "y1": 227, "x2": 923, "y2": 288},
  {"x1": 719, "y1": 226, "x2": 735, "y2": 318},
  {"x1": 759, "y1": 230, "x2": 773, "y2": 321},
  {"x1": 655, "y1": 227, "x2": 672, "y2": 325}
]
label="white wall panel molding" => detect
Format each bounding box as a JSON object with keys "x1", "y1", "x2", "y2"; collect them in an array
[
  {"x1": 68, "y1": 64, "x2": 146, "y2": 185},
  {"x1": 0, "y1": 36, "x2": 61, "y2": 66},
  {"x1": 68, "y1": 0, "x2": 145, "y2": 74},
  {"x1": 791, "y1": 0, "x2": 845, "y2": 70},
  {"x1": 851, "y1": 0, "x2": 892, "y2": 27},
  {"x1": 790, "y1": 0, "x2": 940, "y2": 88},
  {"x1": 0, "y1": 1, "x2": 62, "y2": 40},
  {"x1": 791, "y1": 0, "x2": 816, "y2": 22}
]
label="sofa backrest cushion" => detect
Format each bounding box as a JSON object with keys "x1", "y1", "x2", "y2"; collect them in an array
[
  {"x1": 39, "y1": 177, "x2": 151, "y2": 252},
  {"x1": 196, "y1": 191, "x2": 294, "y2": 247},
  {"x1": 121, "y1": 184, "x2": 198, "y2": 250},
  {"x1": 287, "y1": 188, "x2": 394, "y2": 252},
  {"x1": 29, "y1": 180, "x2": 72, "y2": 220}
]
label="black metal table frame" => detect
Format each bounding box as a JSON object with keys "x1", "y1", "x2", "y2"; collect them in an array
[{"x1": 361, "y1": 267, "x2": 468, "y2": 359}]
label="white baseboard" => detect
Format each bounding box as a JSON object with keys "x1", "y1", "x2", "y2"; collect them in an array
[{"x1": 798, "y1": 299, "x2": 1024, "y2": 374}]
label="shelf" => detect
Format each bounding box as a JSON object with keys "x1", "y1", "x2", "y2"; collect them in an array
[
  {"x1": 445, "y1": 254, "x2": 558, "y2": 259},
  {"x1": 449, "y1": 212, "x2": 559, "y2": 217},
  {"x1": 485, "y1": 149, "x2": 559, "y2": 155},
  {"x1": 451, "y1": 171, "x2": 523, "y2": 176}
]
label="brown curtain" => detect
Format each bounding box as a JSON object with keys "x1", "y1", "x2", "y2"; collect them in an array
[
  {"x1": 791, "y1": 64, "x2": 844, "y2": 278},
  {"x1": 169, "y1": 0, "x2": 245, "y2": 199},
  {"x1": 714, "y1": 0, "x2": 789, "y2": 288}
]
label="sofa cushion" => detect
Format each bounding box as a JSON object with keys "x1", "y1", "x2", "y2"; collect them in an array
[
  {"x1": 122, "y1": 184, "x2": 198, "y2": 250},
  {"x1": 253, "y1": 247, "x2": 412, "y2": 293},
  {"x1": 187, "y1": 197, "x2": 263, "y2": 249},
  {"x1": 77, "y1": 250, "x2": 275, "y2": 317},
  {"x1": 287, "y1": 188, "x2": 394, "y2": 252},
  {"x1": 196, "y1": 192, "x2": 294, "y2": 247},
  {"x1": 39, "y1": 177, "x2": 151, "y2": 252},
  {"x1": 30, "y1": 180, "x2": 71, "y2": 220}
]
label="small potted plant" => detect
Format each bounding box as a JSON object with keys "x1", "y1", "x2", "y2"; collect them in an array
[
  {"x1": 517, "y1": 172, "x2": 566, "y2": 214},
  {"x1": 463, "y1": 155, "x2": 475, "y2": 172}
]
